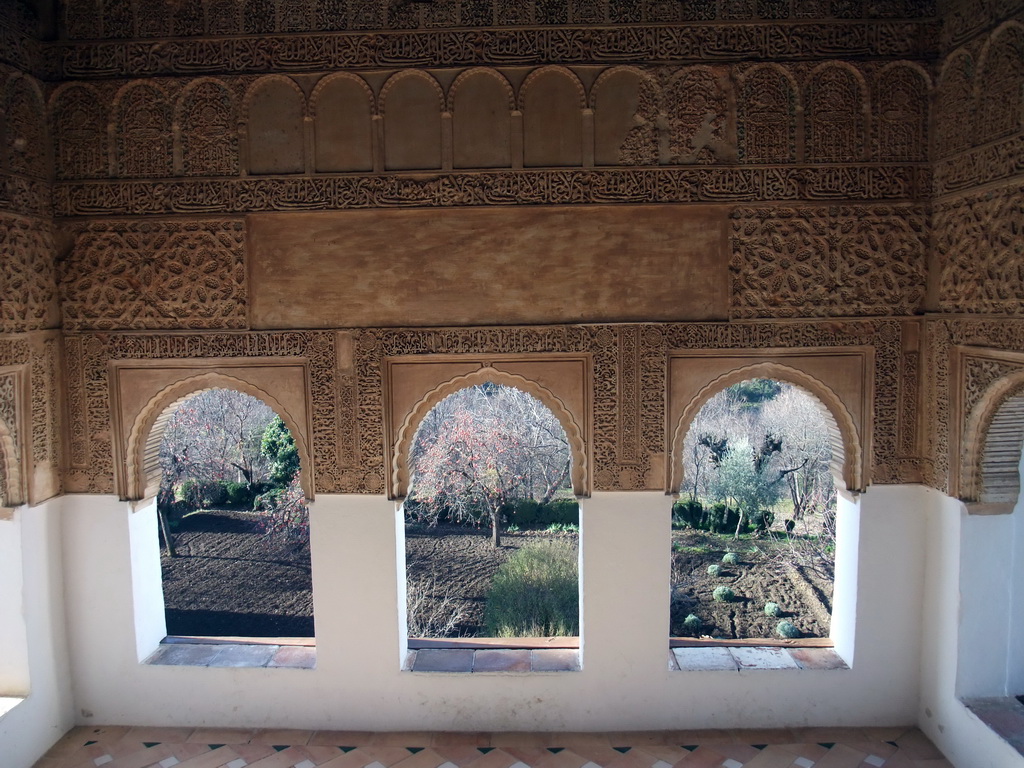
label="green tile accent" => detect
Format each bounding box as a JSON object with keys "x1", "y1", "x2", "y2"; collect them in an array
[
  {"x1": 208, "y1": 744, "x2": 225, "y2": 750},
  {"x1": 818, "y1": 743, "x2": 835, "y2": 749},
  {"x1": 340, "y1": 746, "x2": 358, "y2": 753},
  {"x1": 408, "y1": 747, "x2": 424, "y2": 753},
  {"x1": 682, "y1": 746, "x2": 698, "y2": 751},
  {"x1": 547, "y1": 748, "x2": 564, "y2": 754},
  {"x1": 478, "y1": 747, "x2": 495, "y2": 754},
  {"x1": 613, "y1": 747, "x2": 631, "y2": 753},
  {"x1": 143, "y1": 742, "x2": 161, "y2": 748},
  {"x1": 273, "y1": 745, "x2": 289, "y2": 751}
]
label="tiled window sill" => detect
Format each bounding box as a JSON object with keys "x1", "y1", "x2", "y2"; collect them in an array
[
  {"x1": 144, "y1": 639, "x2": 316, "y2": 669},
  {"x1": 669, "y1": 645, "x2": 848, "y2": 671},
  {"x1": 962, "y1": 696, "x2": 1024, "y2": 757},
  {"x1": 405, "y1": 648, "x2": 579, "y2": 673}
]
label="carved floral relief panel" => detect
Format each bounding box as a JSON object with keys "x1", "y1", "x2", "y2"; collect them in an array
[
  {"x1": 0, "y1": 214, "x2": 59, "y2": 333},
  {"x1": 59, "y1": 219, "x2": 248, "y2": 331},
  {"x1": 730, "y1": 205, "x2": 928, "y2": 318},
  {"x1": 934, "y1": 182, "x2": 1024, "y2": 315}
]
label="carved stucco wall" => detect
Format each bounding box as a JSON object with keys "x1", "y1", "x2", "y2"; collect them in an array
[{"x1": 0, "y1": 0, "x2": 1021, "y2": 503}]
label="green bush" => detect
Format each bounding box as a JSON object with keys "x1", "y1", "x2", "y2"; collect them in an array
[
  {"x1": 776, "y1": 620, "x2": 800, "y2": 638},
  {"x1": 672, "y1": 499, "x2": 704, "y2": 529},
  {"x1": 722, "y1": 552, "x2": 739, "y2": 565},
  {"x1": 506, "y1": 498, "x2": 579, "y2": 529},
  {"x1": 764, "y1": 601, "x2": 782, "y2": 617},
  {"x1": 484, "y1": 540, "x2": 579, "y2": 637},
  {"x1": 707, "y1": 564, "x2": 722, "y2": 577},
  {"x1": 682, "y1": 614, "x2": 702, "y2": 635},
  {"x1": 712, "y1": 585, "x2": 735, "y2": 602},
  {"x1": 224, "y1": 481, "x2": 252, "y2": 508}
]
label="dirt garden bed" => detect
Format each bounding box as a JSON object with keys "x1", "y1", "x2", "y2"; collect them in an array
[{"x1": 160, "y1": 513, "x2": 832, "y2": 642}]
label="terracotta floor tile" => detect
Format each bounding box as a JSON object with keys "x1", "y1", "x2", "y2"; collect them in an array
[
  {"x1": 361, "y1": 746, "x2": 423, "y2": 766},
  {"x1": 462, "y1": 748, "x2": 519, "y2": 768},
  {"x1": 892, "y1": 730, "x2": 944, "y2": 759},
  {"x1": 788, "y1": 648, "x2": 848, "y2": 671},
  {"x1": 811, "y1": 744, "x2": 869, "y2": 768},
  {"x1": 121, "y1": 726, "x2": 196, "y2": 744},
  {"x1": 530, "y1": 748, "x2": 590, "y2": 768},
  {"x1": 395, "y1": 747, "x2": 452, "y2": 768},
  {"x1": 315, "y1": 750, "x2": 382, "y2": 768},
  {"x1": 230, "y1": 742, "x2": 281, "y2": 762},
  {"x1": 732, "y1": 730, "x2": 799, "y2": 746},
  {"x1": 145, "y1": 644, "x2": 221, "y2": 667},
  {"x1": 502, "y1": 746, "x2": 554, "y2": 764},
  {"x1": 531, "y1": 650, "x2": 580, "y2": 672},
  {"x1": 102, "y1": 742, "x2": 180, "y2": 768},
  {"x1": 251, "y1": 728, "x2": 314, "y2": 745},
  {"x1": 290, "y1": 745, "x2": 349, "y2": 764},
  {"x1": 674, "y1": 746, "x2": 729, "y2": 767},
  {"x1": 545, "y1": 734, "x2": 611, "y2": 748},
  {"x1": 367, "y1": 732, "x2": 436, "y2": 747},
  {"x1": 309, "y1": 731, "x2": 376, "y2": 747},
  {"x1": 489, "y1": 733, "x2": 555, "y2": 748},
  {"x1": 775, "y1": 743, "x2": 829, "y2": 761},
  {"x1": 172, "y1": 745, "x2": 242, "y2": 768},
  {"x1": 187, "y1": 727, "x2": 256, "y2": 744},
  {"x1": 640, "y1": 746, "x2": 689, "y2": 763},
  {"x1": 743, "y1": 745, "x2": 807, "y2": 768},
  {"x1": 240, "y1": 745, "x2": 309, "y2": 767},
  {"x1": 433, "y1": 745, "x2": 492, "y2": 763}
]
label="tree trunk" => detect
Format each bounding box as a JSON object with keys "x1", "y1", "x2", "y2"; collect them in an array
[
  {"x1": 157, "y1": 506, "x2": 176, "y2": 557},
  {"x1": 491, "y1": 508, "x2": 501, "y2": 547}
]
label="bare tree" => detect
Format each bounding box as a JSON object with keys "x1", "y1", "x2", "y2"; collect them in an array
[{"x1": 407, "y1": 384, "x2": 572, "y2": 547}]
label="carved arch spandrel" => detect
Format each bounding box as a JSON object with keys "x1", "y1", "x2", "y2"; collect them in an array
[
  {"x1": 975, "y1": 21, "x2": 1024, "y2": 144},
  {"x1": 668, "y1": 360, "x2": 866, "y2": 496},
  {"x1": 390, "y1": 367, "x2": 588, "y2": 501},
  {"x1": 123, "y1": 372, "x2": 313, "y2": 503},
  {"x1": 958, "y1": 366, "x2": 1024, "y2": 514}
]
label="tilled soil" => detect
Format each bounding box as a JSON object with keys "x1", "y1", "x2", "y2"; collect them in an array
[
  {"x1": 670, "y1": 529, "x2": 834, "y2": 639},
  {"x1": 160, "y1": 512, "x2": 832, "y2": 641},
  {"x1": 405, "y1": 524, "x2": 576, "y2": 637},
  {"x1": 160, "y1": 510, "x2": 314, "y2": 637}
]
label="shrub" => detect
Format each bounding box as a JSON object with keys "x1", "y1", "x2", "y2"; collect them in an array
[
  {"x1": 546, "y1": 522, "x2": 579, "y2": 533},
  {"x1": 722, "y1": 552, "x2": 739, "y2": 565},
  {"x1": 224, "y1": 481, "x2": 252, "y2": 508},
  {"x1": 776, "y1": 620, "x2": 800, "y2": 638},
  {"x1": 406, "y1": 576, "x2": 468, "y2": 638},
  {"x1": 485, "y1": 540, "x2": 578, "y2": 637},
  {"x1": 672, "y1": 499, "x2": 704, "y2": 529},
  {"x1": 706, "y1": 564, "x2": 722, "y2": 577},
  {"x1": 712, "y1": 585, "x2": 735, "y2": 602},
  {"x1": 764, "y1": 601, "x2": 782, "y2": 617},
  {"x1": 504, "y1": 498, "x2": 579, "y2": 529},
  {"x1": 682, "y1": 614, "x2": 702, "y2": 635},
  {"x1": 254, "y1": 477, "x2": 309, "y2": 549}
]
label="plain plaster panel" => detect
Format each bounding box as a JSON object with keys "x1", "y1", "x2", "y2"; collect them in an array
[
  {"x1": 917, "y1": 488, "x2": 1024, "y2": 768},
  {"x1": 56, "y1": 491, "x2": 927, "y2": 733},
  {"x1": 247, "y1": 206, "x2": 730, "y2": 329},
  {"x1": 0, "y1": 499, "x2": 74, "y2": 768}
]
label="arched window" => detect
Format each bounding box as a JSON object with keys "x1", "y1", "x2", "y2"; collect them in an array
[
  {"x1": 671, "y1": 379, "x2": 839, "y2": 643},
  {"x1": 404, "y1": 384, "x2": 580, "y2": 646},
  {"x1": 155, "y1": 388, "x2": 313, "y2": 639}
]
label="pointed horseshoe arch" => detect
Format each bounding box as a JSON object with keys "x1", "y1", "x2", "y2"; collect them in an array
[
  {"x1": 124, "y1": 372, "x2": 313, "y2": 503},
  {"x1": 0, "y1": 416, "x2": 23, "y2": 510},
  {"x1": 669, "y1": 363, "x2": 864, "y2": 496},
  {"x1": 959, "y1": 369, "x2": 1024, "y2": 513},
  {"x1": 391, "y1": 367, "x2": 588, "y2": 501}
]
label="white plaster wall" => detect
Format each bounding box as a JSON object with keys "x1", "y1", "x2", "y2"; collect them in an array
[
  {"x1": 58, "y1": 489, "x2": 928, "y2": 733},
  {"x1": 918, "y1": 488, "x2": 1024, "y2": 767},
  {"x1": 0, "y1": 499, "x2": 75, "y2": 768}
]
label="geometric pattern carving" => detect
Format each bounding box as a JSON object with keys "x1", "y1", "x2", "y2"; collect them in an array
[
  {"x1": 0, "y1": 370, "x2": 22, "y2": 507},
  {"x1": 738, "y1": 64, "x2": 796, "y2": 164},
  {"x1": 57, "y1": 0, "x2": 940, "y2": 38},
  {"x1": 730, "y1": 205, "x2": 928, "y2": 318},
  {"x1": 874, "y1": 63, "x2": 928, "y2": 163},
  {"x1": 935, "y1": 183, "x2": 1024, "y2": 315},
  {"x1": 178, "y1": 79, "x2": 239, "y2": 176},
  {"x1": 54, "y1": 24, "x2": 935, "y2": 79},
  {"x1": 59, "y1": 221, "x2": 248, "y2": 331},
  {"x1": 805, "y1": 64, "x2": 866, "y2": 163},
  {"x1": 63, "y1": 316, "x2": 916, "y2": 495},
  {"x1": 51, "y1": 84, "x2": 108, "y2": 180},
  {"x1": 935, "y1": 50, "x2": 974, "y2": 159},
  {"x1": 53, "y1": 166, "x2": 931, "y2": 217},
  {"x1": 115, "y1": 82, "x2": 173, "y2": 178},
  {"x1": 4, "y1": 75, "x2": 48, "y2": 180},
  {"x1": 0, "y1": 215, "x2": 58, "y2": 334},
  {"x1": 977, "y1": 23, "x2": 1024, "y2": 144}
]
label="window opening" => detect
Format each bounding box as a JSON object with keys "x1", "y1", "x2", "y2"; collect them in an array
[
  {"x1": 404, "y1": 383, "x2": 579, "y2": 643},
  {"x1": 157, "y1": 388, "x2": 313, "y2": 639},
  {"x1": 671, "y1": 379, "x2": 836, "y2": 644}
]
